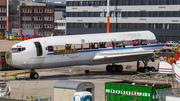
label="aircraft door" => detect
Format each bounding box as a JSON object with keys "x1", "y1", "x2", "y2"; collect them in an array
[{"x1": 34, "y1": 42, "x2": 43, "y2": 56}]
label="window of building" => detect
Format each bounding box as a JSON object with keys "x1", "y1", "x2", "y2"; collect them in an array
[
  {"x1": 134, "y1": 0, "x2": 140, "y2": 5},
  {"x1": 117, "y1": 12, "x2": 122, "y2": 17},
  {"x1": 110, "y1": 0, "x2": 116, "y2": 6},
  {"x1": 116, "y1": 23, "x2": 121, "y2": 29},
  {"x1": 94, "y1": 12, "x2": 99, "y2": 17},
  {"x1": 140, "y1": 0, "x2": 147, "y2": 5},
  {"x1": 166, "y1": 0, "x2": 172, "y2": 5},
  {"x1": 166, "y1": 24, "x2": 170, "y2": 29},
  {"x1": 44, "y1": 9, "x2": 53, "y2": 13},
  {"x1": 67, "y1": 1, "x2": 71, "y2": 6},
  {"x1": 83, "y1": 1, "x2": 88, "y2": 6},
  {"x1": 78, "y1": 12, "x2": 83, "y2": 17},
  {"x1": 83, "y1": 12, "x2": 88, "y2": 17},
  {"x1": 153, "y1": 0, "x2": 159, "y2": 5},
  {"x1": 99, "y1": 1, "x2": 106, "y2": 6},
  {"x1": 117, "y1": 0, "x2": 122, "y2": 5},
  {"x1": 72, "y1": 12, "x2": 78, "y2": 17},
  {"x1": 89, "y1": 23, "x2": 93, "y2": 28},
  {"x1": 100, "y1": 12, "x2": 105, "y2": 17},
  {"x1": 88, "y1": 1, "x2": 94, "y2": 6},
  {"x1": 72, "y1": 23, "x2": 77, "y2": 28},
  {"x1": 33, "y1": 16, "x2": 42, "y2": 21},
  {"x1": 0, "y1": 16, "x2": 6, "y2": 21},
  {"x1": 128, "y1": 0, "x2": 134, "y2": 5},
  {"x1": 122, "y1": 0, "x2": 127, "y2": 5},
  {"x1": 128, "y1": 23, "x2": 133, "y2": 29},
  {"x1": 0, "y1": 8, "x2": 6, "y2": 13},
  {"x1": 166, "y1": 36, "x2": 171, "y2": 41},
  {"x1": 122, "y1": 23, "x2": 127, "y2": 29},
  {"x1": 84, "y1": 23, "x2": 88, "y2": 28},
  {"x1": 153, "y1": 12, "x2": 159, "y2": 17},
  {"x1": 134, "y1": 12, "x2": 139, "y2": 17},
  {"x1": 153, "y1": 23, "x2": 159, "y2": 29},
  {"x1": 159, "y1": 36, "x2": 165, "y2": 42},
  {"x1": 33, "y1": 24, "x2": 42, "y2": 28},
  {"x1": 128, "y1": 12, "x2": 134, "y2": 17},
  {"x1": 149, "y1": 11, "x2": 153, "y2": 17},
  {"x1": 67, "y1": 23, "x2": 72, "y2": 28},
  {"x1": 173, "y1": 0, "x2": 179, "y2": 4},
  {"x1": 22, "y1": 24, "x2": 31, "y2": 29},
  {"x1": 94, "y1": 23, "x2": 98, "y2": 28},
  {"x1": 159, "y1": 11, "x2": 166, "y2": 17},
  {"x1": 173, "y1": 36, "x2": 178, "y2": 42},
  {"x1": 99, "y1": 23, "x2": 104, "y2": 28},
  {"x1": 172, "y1": 11, "x2": 178, "y2": 17},
  {"x1": 110, "y1": 12, "x2": 116, "y2": 17},
  {"x1": 33, "y1": 9, "x2": 42, "y2": 13},
  {"x1": 44, "y1": 16, "x2": 53, "y2": 21},
  {"x1": 22, "y1": 16, "x2": 31, "y2": 21},
  {"x1": 78, "y1": 23, "x2": 83, "y2": 28},
  {"x1": 94, "y1": 1, "x2": 99, "y2": 6},
  {"x1": 67, "y1": 12, "x2": 72, "y2": 17},
  {"x1": 44, "y1": 24, "x2": 53, "y2": 28},
  {"x1": 79, "y1": 1, "x2": 83, "y2": 6},
  {"x1": 140, "y1": 12, "x2": 146, "y2": 17},
  {"x1": 88, "y1": 12, "x2": 93, "y2": 17},
  {"x1": 149, "y1": 0, "x2": 153, "y2": 5},
  {"x1": 44, "y1": 32, "x2": 51, "y2": 36},
  {"x1": 122, "y1": 12, "x2": 128, "y2": 17},
  {"x1": 159, "y1": 0, "x2": 166, "y2": 5},
  {"x1": 134, "y1": 23, "x2": 139, "y2": 29},
  {"x1": 166, "y1": 11, "x2": 172, "y2": 17},
  {"x1": 110, "y1": 23, "x2": 116, "y2": 29},
  {"x1": 172, "y1": 24, "x2": 179, "y2": 29},
  {"x1": 22, "y1": 8, "x2": 31, "y2": 13},
  {"x1": 140, "y1": 23, "x2": 146, "y2": 29}
]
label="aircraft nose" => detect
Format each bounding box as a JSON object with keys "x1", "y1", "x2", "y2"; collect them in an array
[{"x1": 5, "y1": 52, "x2": 12, "y2": 65}]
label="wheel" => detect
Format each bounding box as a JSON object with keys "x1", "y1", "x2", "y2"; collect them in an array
[
  {"x1": 106, "y1": 65, "x2": 111, "y2": 72},
  {"x1": 30, "y1": 72, "x2": 39, "y2": 79},
  {"x1": 85, "y1": 70, "x2": 89, "y2": 74},
  {"x1": 117, "y1": 65, "x2": 123, "y2": 72},
  {"x1": 138, "y1": 67, "x2": 144, "y2": 72},
  {"x1": 150, "y1": 67, "x2": 156, "y2": 72},
  {"x1": 111, "y1": 65, "x2": 117, "y2": 72},
  {"x1": 144, "y1": 67, "x2": 149, "y2": 73}
]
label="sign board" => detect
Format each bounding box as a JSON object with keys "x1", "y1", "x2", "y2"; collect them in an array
[{"x1": 5, "y1": 30, "x2": 8, "y2": 34}]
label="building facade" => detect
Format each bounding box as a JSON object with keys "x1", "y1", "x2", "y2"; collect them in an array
[
  {"x1": 66, "y1": 0, "x2": 180, "y2": 42},
  {"x1": 19, "y1": 5, "x2": 54, "y2": 36}
]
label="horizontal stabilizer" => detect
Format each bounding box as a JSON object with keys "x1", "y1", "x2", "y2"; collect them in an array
[{"x1": 159, "y1": 61, "x2": 173, "y2": 74}]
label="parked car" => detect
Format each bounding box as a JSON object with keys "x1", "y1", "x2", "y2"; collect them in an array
[{"x1": 166, "y1": 41, "x2": 178, "y2": 46}]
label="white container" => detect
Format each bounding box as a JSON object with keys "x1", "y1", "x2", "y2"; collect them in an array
[{"x1": 74, "y1": 91, "x2": 92, "y2": 101}]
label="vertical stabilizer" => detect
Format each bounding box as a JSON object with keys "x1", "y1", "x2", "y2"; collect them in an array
[
  {"x1": 173, "y1": 62, "x2": 180, "y2": 82},
  {"x1": 159, "y1": 61, "x2": 173, "y2": 74}
]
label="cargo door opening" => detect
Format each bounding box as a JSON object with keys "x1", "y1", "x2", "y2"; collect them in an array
[{"x1": 34, "y1": 42, "x2": 42, "y2": 56}]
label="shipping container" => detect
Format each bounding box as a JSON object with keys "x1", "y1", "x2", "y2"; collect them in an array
[{"x1": 105, "y1": 80, "x2": 171, "y2": 101}]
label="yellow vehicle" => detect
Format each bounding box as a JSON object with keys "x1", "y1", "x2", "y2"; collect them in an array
[
  {"x1": 14, "y1": 35, "x2": 23, "y2": 40},
  {"x1": 9, "y1": 35, "x2": 15, "y2": 40},
  {"x1": 0, "y1": 34, "x2": 5, "y2": 39}
]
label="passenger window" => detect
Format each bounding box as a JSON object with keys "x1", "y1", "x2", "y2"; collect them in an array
[{"x1": 48, "y1": 46, "x2": 53, "y2": 52}]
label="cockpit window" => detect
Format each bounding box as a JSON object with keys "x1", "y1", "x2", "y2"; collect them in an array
[
  {"x1": 11, "y1": 48, "x2": 17, "y2": 50},
  {"x1": 17, "y1": 48, "x2": 21, "y2": 51},
  {"x1": 22, "y1": 48, "x2": 26, "y2": 51}
]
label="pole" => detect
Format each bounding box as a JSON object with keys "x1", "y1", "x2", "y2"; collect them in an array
[
  {"x1": 107, "y1": 0, "x2": 109, "y2": 33},
  {"x1": 6, "y1": 0, "x2": 9, "y2": 39}
]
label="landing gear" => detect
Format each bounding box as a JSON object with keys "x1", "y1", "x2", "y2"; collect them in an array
[
  {"x1": 106, "y1": 64, "x2": 123, "y2": 72},
  {"x1": 137, "y1": 58, "x2": 156, "y2": 73},
  {"x1": 30, "y1": 69, "x2": 39, "y2": 79}
]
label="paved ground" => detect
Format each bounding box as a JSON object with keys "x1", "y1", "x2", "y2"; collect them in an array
[{"x1": 0, "y1": 40, "x2": 174, "y2": 101}]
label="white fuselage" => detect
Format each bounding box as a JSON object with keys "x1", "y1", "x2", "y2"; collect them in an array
[{"x1": 6, "y1": 31, "x2": 164, "y2": 69}]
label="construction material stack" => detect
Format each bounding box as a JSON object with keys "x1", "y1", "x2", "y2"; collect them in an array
[{"x1": 0, "y1": 52, "x2": 17, "y2": 71}]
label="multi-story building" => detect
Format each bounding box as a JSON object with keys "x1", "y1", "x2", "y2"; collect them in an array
[
  {"x1": 19, "y1": 4, "x2": 54, "y2": 35},
  {"x1": 66, "y1": 0, "x2": 180, "y2": 42},
  {"x1": 0, "y1": 3, "x2": 8, "y2": 34}
]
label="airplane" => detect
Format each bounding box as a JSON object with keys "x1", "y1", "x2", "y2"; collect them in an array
[{"x1": 5, "y1": 30, "x2": 165, "y2": 79}]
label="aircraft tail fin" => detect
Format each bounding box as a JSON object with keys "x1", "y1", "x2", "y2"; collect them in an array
[
  {"x1": 173, "y1": 62, "x2": 180, "y2": 82},
  {"x1": 158, "y1": 61, "x2": 173, "y2": 74}
]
